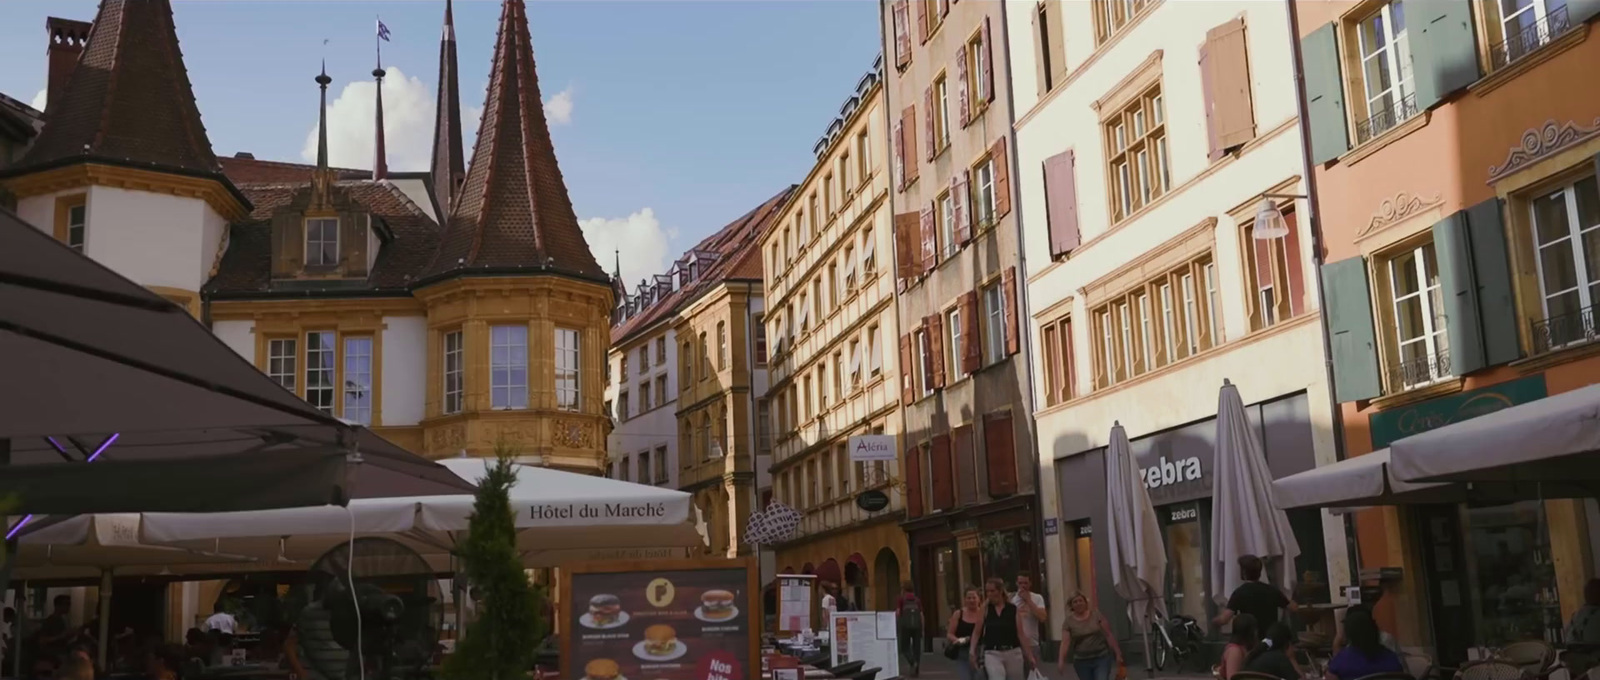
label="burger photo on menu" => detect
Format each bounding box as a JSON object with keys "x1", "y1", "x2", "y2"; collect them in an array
[
  {"x1": 581, "y1": 594, "x2": 628, "y2": 629},
  {"x1": 583, "y1": 659, "x2": 624, "y2": 680},
  {"x1": 632, "y1": 624, "x2": 686, "y2": 662},
  {"x1": 694, "y1": 589, "x2": 738, "y2": 622}
]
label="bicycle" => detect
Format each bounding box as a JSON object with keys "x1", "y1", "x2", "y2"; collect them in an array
[{"x1": 1149, "y1": 615, "x2": 1206, "y2": 672}]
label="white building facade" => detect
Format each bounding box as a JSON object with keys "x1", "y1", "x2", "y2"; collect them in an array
[{"x1": 606, "y1": 322, "x2": 680, "y2": 489}]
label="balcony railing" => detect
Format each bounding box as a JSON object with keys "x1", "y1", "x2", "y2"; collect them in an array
[
  {"x1": 1490, "y1": 6, "x2": 1572, "y2": 73},
  {"x1": 1386, "y1": 347, "x2": 1452, "y2": 394},
  {"x1": 1532, "y1": 303, "x2": 1600, "y2": 355},
  {"x1": 1355, "y1": 92, "x2": 1418, "y2": 145}
]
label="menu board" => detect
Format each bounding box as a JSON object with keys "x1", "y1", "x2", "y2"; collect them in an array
[
  {"x1": 562, "y1": 558, "x2": 758, "y2": 680},
  {"x1": 777, "y1": 575, "x2": 815, "y2": 633},
  {"x1": 829, "y1": 612, "x2": 899, "y2": 678}
]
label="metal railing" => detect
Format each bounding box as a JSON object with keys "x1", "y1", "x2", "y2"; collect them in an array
[
  {"x1": 1356, "y1": 91, "x2": 1418, "y2": 145},
  {"x1": 1491, "y1": 6, "x2": 1572, "y2": 72},
  {"x1": 1531, "y1": 303, "x2": 1599, "y2": 355},
  {"x1": 1386, "y1": 347, "x2": 1452, "y2": 394}
]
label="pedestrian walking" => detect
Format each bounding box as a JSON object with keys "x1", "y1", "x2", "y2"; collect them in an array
[
  {"x1": 896, "y1": 581, "x2": 925, "y2": 677},
  {"x1": 1056, "y1": 592, "x2": 1122, "y2": 680},
  {"x1": 1011, "y1": 574, "x2": 1048, "y2": 674},
  {"x1": 970, "y1": 578, "x2": 1037, "y2": 680},
  {"x1": 947, "y1": 587, "x2": 983, "y2": 680}
]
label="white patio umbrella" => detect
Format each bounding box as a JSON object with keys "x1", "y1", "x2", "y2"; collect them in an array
[
  {"x1": 1104, "y1": 422, "x2": 1168, "y2": 676},
  {"x1": 1210, "y1": 379, "x2": 1300, "y2": 603}
]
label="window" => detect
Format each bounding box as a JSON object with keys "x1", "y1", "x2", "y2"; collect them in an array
[
  {"x1": 65, "y1": 202, "x2": 86, "y2": 252},
  {"x1": 1205, "y1": 262, "x2": 1224, "y2": 343},
  {"x1": 809, "y1": 194, "x2": 821, "y2": 239},
  {"x1": 620, "y1": 354, "x2": 629, "y2": 382},
  {"x1": 657, "y1": 337, "x2": 668, "y2": 363},
  {"x1": 700, "y1": 417, "x2": 714, "y2": 461},
  {"x1": 983, "y1": 282, "x2": 1006, "y2": 365},
  {"x1": 819, "y1": 364, "x2": 830, "y2": 410},
  {"x1": 343, "y1": 336, "x2": 373, "y2": 425},
  {"x1": 1137, "y1": 293, "x2": 1155, "y2": 372},
  {"x1": 268, "y1": 339, "x2": 297, "y2": 392},
  {"x1": 655, "y1": 445, "x2": 668, "y2": 484},
  {"x1": 833, "y1": 351, "x2": 845, "y2": 400},
  {"x1": 443, "y1": 330, "x2": 464, "y2": 414},
  {"x1": 1098, "y1": 311, "x2": 1116, "y2": 386},
  {"x1": 804, "y1": 375, "x2": 815, "y2": 419},
  {"x1": 757, "y1": 400, "x2": 773, "y2": 455},
  {"x1": 975, "y1": 159, "x2": 997, "y2": 228},
  {"x1": 1091, "y1": 254, "x2": 1220, "y2": 388},
  {"x1": 1381, "y1": 240, "x2": 1451, "y2": 389},
  {"x1": 1160, "y1": 283, "x2": 1178, "y2": 365},
  {"x1": 1243, "y1": 208, "x2": 1307, "y2": 332},
  {"x1": 717, "y1": 321, "x2": 727, "y2": 371},
  {"x1": 868, "y1": 324, "x2": 883, "y2": 376},
  {"x1": 1182, "y1": 273, "x2": 1201, "y2": 355},
  {"x1": 640, "y1": 380, "x2": 653, "y2": 411},
  {"x1": 843, "y1": 247, "x2": 857, "y2": 291},
  {"x1": 1041, "y1": 316, "x2": 1075, "y2": 406},
  {"x1": 754, "y1": 313, "x2": 768, "y2": 365},
  {"x1": 619, "y1": 391, "x2": 630, "y2": 420},
  {"x1": 1035, "y1": 1, "x2": 1066, "y2": 94},
  {"x1": 1352, "y1": 1, "x2": 1416, "y2": 144},
  {"x1": 656, "y1": 375, "x2": 668, "y2": 405},
  {"x1": 849, "y1": 338, "x2": 863, "y2": 386},
  {"x1": 1530, "y1": 176, "x2": 1600, "y2": 349},
  {"x1": 934, "y1": 73, "x2": 951, "y2": 151},
  {"x1": 824, "y1": 174, "x2": 835, "y2": 215},
  {"x1": 813, "y1": 279, "x2": 824, "y2": 322},
  {"x1": 839, "y1": 153, "x2": 852, "y2": 198},
  {"x1": 967, "y1": 32, "x2": 989, "y2": 116},
  {"x1": 305, "y1": 331, "x2": 336, "y2": 413},
  {"x1": 917, "y1": 330, "x2": 934, "y2": 397},
  {"x1": 1105, "y1": 85, "x2": 1170, "y2": 224},
  {"x1": 555, "y1": 328, "x2": 580, "y2": 411},
  {"x1": 490, "y1": 325, "x2": 529, "y2": 410},
  {"x1": 1117, "y1": 303, "x2": 1135, "y2": 378},
  {"x1": 620, "y1": 456, "x2": 630, "y2": 482},
  {"x1": 1484, "y1": 0, "x2": 1573, "y2": 71},
  {"x1": 828, "y1": 263, "x2": 839, "y2": 306},
  {"x1": 947, "y1": 307, "x2": 965, "y2": 381},
  {"x1": 304, "y1": 217, "x2": 339, "y2": 267},
  {"x1": 857, "y1": 131, "x2": 871, "y2": 185},
  {"x1": 863, "y1": 228, "x2": 878, "y2": 273},
  {"x1": 1093, "y1": 0, "x2": 1154, "y2": 44},
  {"x1": 931, "y1": 191, "x2": 955, "y2": 259},
  {"x1": 681, "y1": 341, "x2": 693, "y2": 388}
]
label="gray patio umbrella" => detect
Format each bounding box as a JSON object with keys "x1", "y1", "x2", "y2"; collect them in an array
[
  {"x1": 1105, "y1": 422, "x2": 1167, "y2": 675},
  {"x1": 1210, "y1": 379, "x2": 1300, "y2": 603}
]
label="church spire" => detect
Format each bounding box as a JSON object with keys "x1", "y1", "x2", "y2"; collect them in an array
[
  {"x1": 429, "y1": 0, "x2": 465, "y2": 213},
  {"x1": 373, "y1": 64, "x2": 388, "y2": 181},
  {"x1": 311, "y1": 62, "x2": 335, "y2": 208}
]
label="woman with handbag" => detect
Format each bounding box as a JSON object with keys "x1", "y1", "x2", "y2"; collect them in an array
[
  {"x1": 1056, "y1": 592, "x2": 1123, "y2": 680},
  {"x1": 947, "y1": 588, "x2": 984, "y2": 680},
  {"x1": 970, "y1": 578, "x2": 1038, "y2": 680}
]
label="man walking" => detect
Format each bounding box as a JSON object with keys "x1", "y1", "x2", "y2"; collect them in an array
[
  {"x1": 1012, "y1": 574, "x2": 1048, "y2": 674},
  {"x1": 1214, "y1": 555, "x2": 1295, "y2": 631},
  {"x1": 895, "y1": 581, "x2": 924, "y2": 677}
]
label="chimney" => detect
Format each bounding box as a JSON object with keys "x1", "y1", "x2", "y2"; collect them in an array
[{"x1": 45, "y1": 17, "x2": 92, "y2": 112}]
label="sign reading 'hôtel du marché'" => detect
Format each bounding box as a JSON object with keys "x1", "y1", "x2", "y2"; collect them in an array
[{"x1": 529, "y1": 502, "x2": 670, "y2": 521}]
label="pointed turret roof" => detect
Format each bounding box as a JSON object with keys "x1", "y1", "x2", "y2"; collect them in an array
[
  {"x1": 430, "y1": 0, "x2": 466, "y2": 213},
  {"x1": 9, "y1": 0, "x2": 234, "y2": 191},
  {"x1": 425, "y1": 0, "x2": 606, "y2": 284}
]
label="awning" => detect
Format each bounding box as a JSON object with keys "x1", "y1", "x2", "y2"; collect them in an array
[
  {"x1": 1272, "y1": 449, "x2": 1453, "y2": 509},
  {"x1": 1390, "y1": 383, "x2": 1600, "y2": 491}
]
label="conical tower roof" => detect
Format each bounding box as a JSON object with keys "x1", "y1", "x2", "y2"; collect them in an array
[
  {"x1": 426, "y1": 0, "x2": 605, "y2": 284},
  {"x1": 430, "y1": 0, "x2": 466, "y2": 213}
]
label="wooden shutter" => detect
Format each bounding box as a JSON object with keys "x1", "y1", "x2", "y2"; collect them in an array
[
  {"x1": 920, "y1": 207, "x2": 937, "y2": 274},
  {"x1": 1302, "y1": 23, "x2": 1349, "y2": 165},
  {"x1": 271, "y1": 213, "x2": 302, "y2": 278},
  {"x1": 894, "y1": 0, "x2": 912, "y2": 69},
  {"x1": 1032, "y1": 8, "x2": 1050, "y2": 98},
  {"x1": 1253, "y1": 237, "x2": 1275, "y2": 302},
  {"x1": 1198, "y1": 44, "x2": 1223, "y2": 162},
  {"x1": 953, "y1": 423, "x2": 978, "y2": 506},
  {"x1": 919, "y1": 325, "x2": 936, "y2": 393},
  {"x1": 953, "y1": 171, "x2": 971, "y2": 245},
  {"x1": 924, "y1": 86, "x2": 936, "y2": 162},
  {"x1": 1410, "y1": 0, "x2": 1479, "y2": 111},
  {"x1": 893, "y1": 119, "x2": 906, "y2": 191},
  {"x1": 1045, "y1": 2, "x2": 1066, "y2": 86},
  {"x1": 956, "y1": 45, "x2": 971, "y2": 128},
  {"x1": 1321, "y1": 257, "x2": 1382, "y2": 402},
  {"x1": 903, "y1": 106, "x2": 920, "y2": 186},
  {"x1": 1284, "y1": 209, "x2": 1307, "y2": 317},
  {"x1": 905, "y1": 440, "x2": 925, "y2": 517},
  {"x1": 961, "y1": 291, "x2": 981, "y2": 373},
  {"x1": 1043, "y1": 150, "x2": 1081, "y2": 258},
  {"x1": 341, "y1": 212, "x2": 369, "y2": 277},
  {"x1": 1434, "y1": 211, "x2": 1486, "y2": 376},
  {"x1": 983, "y1": 411, "x2": 1018, "y2": 496},
  {"x1": 900, "y1": 334, "x2": 916, "y2": 405},
  {"x1": 1003, "y1": 267, "x2": 1020, "y2": 356},
  {"x1": 1206, "y1": 18, "x2": 1257, "y2": 151},
  {"x1": 894, "y1": 212, "x2": 920, "y2": 281},
  {"x1": 930, "y1": 433, "x2": 955, "y2": 511},
  {"x1": 1466, "y1": 198, "x2": 1521, "y2": 366},
  {"x1": 931, "y1": 313, "x2": 949, "y2": 388},
  {"x1": 992, "y1": 137, "x2": 1012, "y2": 218},
  {"x1": 916, "y1": 0, "x2": 929, "y2": 43},
  {"x1": 981, "y1": 17, "x2": 995, "y2": 103}
]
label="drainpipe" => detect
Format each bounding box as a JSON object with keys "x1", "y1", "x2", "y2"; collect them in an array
[{"x1": 1283, "y1": 0, "x2": 1361, "y2": 583}]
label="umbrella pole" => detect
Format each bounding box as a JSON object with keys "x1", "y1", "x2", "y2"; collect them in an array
[
  {"x1": 97, "y1": 569, "x2": 112, "y2": 669},
  {"x1": 13, "y1": 580, "x2": 26, "y2": 679}
]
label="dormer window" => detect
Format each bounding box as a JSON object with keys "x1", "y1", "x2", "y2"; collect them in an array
[{"x1": 305, "y1": 217, "x2": 340, "y2": 267}]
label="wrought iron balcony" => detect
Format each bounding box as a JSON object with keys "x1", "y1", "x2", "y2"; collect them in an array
[
  {"x1": 1531, "y1": 303, "x2": 1599, "y2": 355},
  {"x1": 1386, "y1": 347, "x2": 1452, "y2": 394},
  {"x1": 1491, "y1": 6, "x2": 1572, "y2": 73},
  {"x1": 1356, "y1": 92, "x2": 1418, "y2": 145}
]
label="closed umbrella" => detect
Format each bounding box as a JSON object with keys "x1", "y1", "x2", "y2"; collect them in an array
[
  {"x1": 1104, "y1": 422, "x2": 1167, "y2": 676},
  {"x1": 1210, "y1": 379, "x2": 1300, "y2": 603}
]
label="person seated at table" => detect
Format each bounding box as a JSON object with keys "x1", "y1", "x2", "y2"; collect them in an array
[
  {"x1": 1325, "y1": 607, "x2": 1402, "y2": 680},
  {"x1": 1244, "y1": 623, "x2": 1301, "y2": 680},
  {"x1": 1218, "y1": 613, "x2": 1259, "y2": 680},
  {"x1": 183, "y1": 628, "x2": 211, "y2": 668},
  {"x1": 31, "y1": 656, "x2": 59, "y2": 680},
  {"x1": 146, "y1": 644, "x2": 185, "y2": 680}
]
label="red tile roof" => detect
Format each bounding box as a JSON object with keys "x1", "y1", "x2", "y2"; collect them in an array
[
  {"x1": 218, "y1": 156, "x2": 369, "y2": 186},
  {"x1": 427, "y1": 0, "x2": 604, "y2": 284}
]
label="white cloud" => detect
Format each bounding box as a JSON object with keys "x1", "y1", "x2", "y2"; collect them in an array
[
  {"x1": 579, "y1": 208, "x2": 677, "y2": 287},
  {"x1": 544, "y1": 86, "x2": 574, "y2": 126},
  {"x1": 30, "y1": 88, "x2": 46, "y2": 111}
]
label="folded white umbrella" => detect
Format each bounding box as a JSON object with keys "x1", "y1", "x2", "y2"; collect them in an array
[
  {"x1": 1210, "y1": 379, "x2": 1300, "y2": 603},
  {"x1": 8, "y1": 514, "x2": 261, "y2": 580},
  {"x1": 1104, "y1": 422, "x2": 1168, "y2": 674}
]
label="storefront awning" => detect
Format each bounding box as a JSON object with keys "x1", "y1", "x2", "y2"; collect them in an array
[
  {"x1": 1390, "y1": 383, "x2": 1600, "y2": 492},
  {"x1": 1272, "y1": 449, "x2": 1453, "y2": 510}
]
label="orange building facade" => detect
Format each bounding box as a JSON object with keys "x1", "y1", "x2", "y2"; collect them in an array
[{"x1": 1296, "y1": 0, "x2": 1600, "y2": 665}]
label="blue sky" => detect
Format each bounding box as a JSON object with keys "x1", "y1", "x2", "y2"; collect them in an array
[{"x1": 0, "y1": 0, "x2": 883, "y2": 285}]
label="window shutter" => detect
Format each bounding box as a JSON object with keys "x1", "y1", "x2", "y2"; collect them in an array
[
  {"x1": 1045, "y1": 2, "x2": 1067, "y2": 85},
  {"x1": 342, "y1": 213, "x2": 369, "y2": 277},
  {"x1": 894, "y1": 0, "x2": 912, "y2": 69},
  {"x1": 992, "y1": 137, "x2": 1012, "y2": 218},
  {"x1": 1032, "y1": 8, "x2": 1049, "y2": 98},
  {"x1": 1207, "y1": 18, "x2": 1257, "y2": 151},
  {"x1": 916, "y1": 0, "x2": 929, "y2": 43},
  {"x1": 271, "y1": 213, "x2": 301, "y2": 277},
  {"x1": 930, "y1": 433, "x2": 955, "y2": 511},
  {"x1": 961, "y1": 291, "x2": 982, "y2": 373},
  {"x1": 1253, "y1": 237, "x2": 1275, "y2": 297},
  {"x1": 1284, "y1": 210, "x2": 1307, "y2": 317},
  {"x1": 953, "y1": 423, "x2": 977, "y2": 506},
  {"x1": 900, "y1": 334, "x2": 916, "y2": 405},
  {"x1": 924, "y1": 86, "x2": 936, "y2": 162},
  {"x1": 1003, "y1": 266, "x2": 1020, "y2": 356},
  {"x1": 953, "y1": 171, "x2": 971, "y2": 245},
  {"x1": 1303, "y1": 23, "x2": 1349, "y2": 165},
  {"x1": 1411, "y1": 0, "x2": 1479, "y2": 111},
  {"x1": 956, "y1": 46, "x2": 971, "y2": 128},
  {"x1": 1434, "y1": 211, "x2": 1485, "y2": 376},
  {"x1": 982, "y1": 17, "x2": 996, "y2": 104},
  {"x1": 920, "y1": 325, "x2": 936, "y2": 392},
  {"x1": 894, "y1": 212, "x2": 920, "y2": 282},
  {"x1": 905, "y1": 441, "x2": 925, "y2": 517},
  {"x1": 903, "y1": 106, "x2": 920, "y2": 186},
  {"x1": 983, "y1": 411, "x2": 1018, "y2": 496},
  {"x1": 929, "y1": 313, "x2": 947, "y2": 388},
  {"x1": 1321, "y1": 256, "x2": 1382, "y2": 402},
  {"x1": 1466, "y1": 198, "x2": 1522, "y2": 366},
  {"x1": 920, "y1": 206, "x2": 938, "y2": 274},
  {"x1": 1044, "y1": 150, "x2": 1081, "y2": 258},
  {"x1": 893, "y1": 119, "x2": 906, "y2": 191},
  {"x1": 1199, "y1": 44, "x2": 1223, "y2": 162}
]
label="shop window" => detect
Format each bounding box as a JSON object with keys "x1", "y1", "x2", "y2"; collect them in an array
[
  {"x1": 1464, "y1": 500, "x2": 1560, "y2": 647},
  {"x1": 1161, "y1": 500, "x2": 1211, "y2": 623}
]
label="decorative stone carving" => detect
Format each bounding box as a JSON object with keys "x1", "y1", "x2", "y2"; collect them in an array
[
  {"x1": 427, "y1": 424, "x2": 466, "y2": 454},
  {"x1": 1488, "y1": 118, "x2": 1600, "y2": 184},
  {"x1": 553, "y1": 420, "x2": 594, "y2": 449},
  {"x1": 1360, "y1": 191, "x2": 1445, "y2": 238}
]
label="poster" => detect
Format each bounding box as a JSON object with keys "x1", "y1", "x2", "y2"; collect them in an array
[
  {"x1": 829, "y1": 611, "x2": 899, "y2": 678},
  {"x1": 563, "y1": 558, "x2": 758, "y2": 680},
  {"x1": 777, "y1": 574, "x2": 815, "y2": 633}
]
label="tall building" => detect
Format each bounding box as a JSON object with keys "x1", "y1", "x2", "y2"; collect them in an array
[
  {"x1": 760, "y1": 61, "x2": 911, "y2": 609},
  {"x1": 1293, "y1": 0, "x2": 1600, "y2": 664},
  {"x1": 878, "y1": 0, "x2": 1038, "y2": 623}
]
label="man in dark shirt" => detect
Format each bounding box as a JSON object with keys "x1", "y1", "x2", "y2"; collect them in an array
[
  {"x1": 36, "y1": 595, "x2": 75, "y2": 662},
  {"x1": 1214, "y1": 554, "x2": 1295, "y2": 631}
]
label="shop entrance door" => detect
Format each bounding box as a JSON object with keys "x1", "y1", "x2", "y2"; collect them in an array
[
  {"x1": 1161, "y1": 500, "x2": 1212, "y2": 626},
  {"x1": 1417, "y1": 504, "x2": 1472, "y2": 669}
]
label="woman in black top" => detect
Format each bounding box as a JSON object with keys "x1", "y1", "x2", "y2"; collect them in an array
[
  {"x1": 1244, "y1": 623, "x2": 1302, "y2": 680},
  {"x1": 968, "y1": 578, "x2": 1036, "y2": 680},
  {"x1": 947, "y1": 588, "x2": 984, "y2": 680}
]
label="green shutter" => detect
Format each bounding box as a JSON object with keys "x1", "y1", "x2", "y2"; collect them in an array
[
  {"x1": 1434, "y1": 212, "x2": 1485, "y2": 375},
  {"x1": 1303, "y1": 23, "x2": 1349, "y2": 166},
  {"x1": 1570, "y1": 0, "x2": 1600, "y2": 26},
  {"x1": 1411, "y1": 0, "x2": 1480, "y2": 111},
  {"x1": 1467, "y1": 198, "x2": 1522, "y2": 366},
  {"x1": 1322, "y1": 257, "x2": 1382, "y2": 402}
]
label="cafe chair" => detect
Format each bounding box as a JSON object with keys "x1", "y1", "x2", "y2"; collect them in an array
[
  {"x1": 826, "y1": 660, "x2": 866, "y2": 677},
  {"x1": 1355, "y1": 672, "x2": 1422, "y2": 680},
  {"x1": 801, "y1": 652, "x2": 833, "y2": 667},
  {"x1": 1500, "y1": 641, "x2": 1558, "y2": 678},
  {"x1": 1455, "y1": 660, "x2": 1531, "y2": 680},
  {"x1": 846, "y1": 666, "x2": 881, "y2": 680}
]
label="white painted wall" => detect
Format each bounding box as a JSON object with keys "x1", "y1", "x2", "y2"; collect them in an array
[
  {"x1": 606, "y1": 324, "x2": 678, "y2": 489},
  {"x1": 381, "y1": 315, "x2": 427, "y2": 427},
  {"x1": 15, "y1": 186, "x2": 225, "y2": 296},
  {"x1": 1008, "y1": 0, "x2": 1346, "y2": 632},
  {"x1": 213, "y1": 320, "x2": 255, "y2": 361}
]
